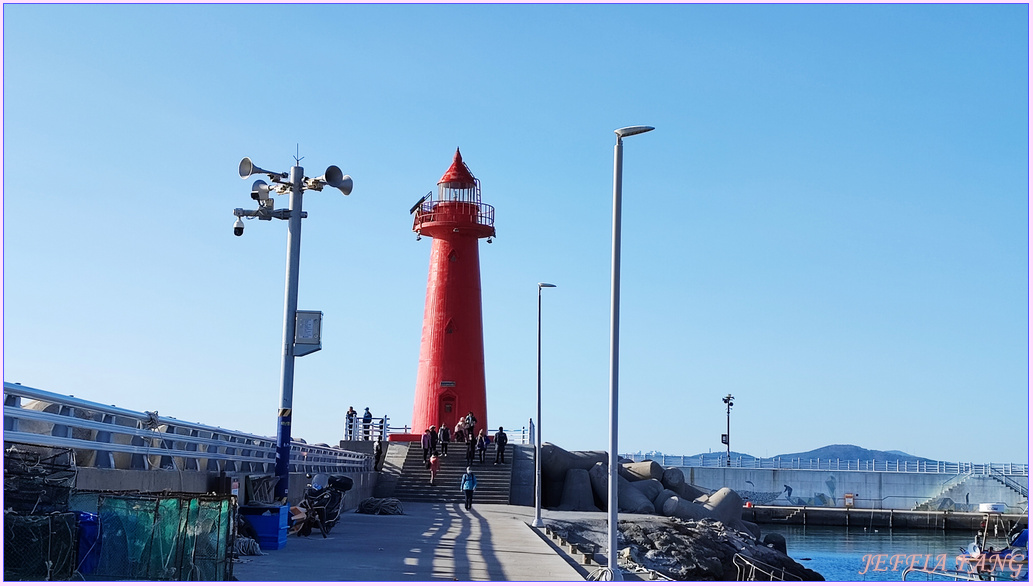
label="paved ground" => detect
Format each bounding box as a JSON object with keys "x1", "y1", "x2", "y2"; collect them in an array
[{"x1": 231, "y1": 502, "x2": 586, "y2": 582}]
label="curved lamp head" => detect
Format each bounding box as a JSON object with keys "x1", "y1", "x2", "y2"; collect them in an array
[
  {"x1": 615, "y1": 125, "x2": 655, "y2": 138},
  {"x1": 538, "y1": 282, "x2": 557, "y2": 289}
]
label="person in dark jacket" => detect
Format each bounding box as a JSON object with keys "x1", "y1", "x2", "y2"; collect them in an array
[
  {"x1": 476, "y1": 430, "x2": 488, "y2": 464},
  {"x1": 438, "y1": 423, "x2": 450, "y2": 456},
  {"x1": 465, "y1": 433, "x2": 476, "y2": 466},
  {"x1": 493, "y1": 426, "x2": 508, "y2": 465},
  {"x1": 362, "y1": 408, "x2": 373, "y2": 440},
  {"x1": 421, "y1": 428, "x2": 433, "y2": 463}
]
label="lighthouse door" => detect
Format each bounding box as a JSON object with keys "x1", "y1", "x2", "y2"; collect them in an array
[{"x1": 440, "y1": 394, "x2": 456, "y2": 426}]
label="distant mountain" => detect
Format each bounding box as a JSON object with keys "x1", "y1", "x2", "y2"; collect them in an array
[
  {"x1": 676, "y1": 444, "x2": 934, "y2": 463},
  {"x1": 772, "y1": 444, "x2": 934, "y2": 462}
]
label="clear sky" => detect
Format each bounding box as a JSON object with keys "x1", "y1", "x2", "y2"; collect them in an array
[{"x1": 3, "y1": 3, "x2": 1029, "y2": 464}]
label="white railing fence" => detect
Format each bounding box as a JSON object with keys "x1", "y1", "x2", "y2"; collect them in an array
[
  {"x1": 622, "y1": 453, "x2": 1029, "y2": 476},
  {"x1": 4, "y1": 382, "x2": 371, "y2": 474}
]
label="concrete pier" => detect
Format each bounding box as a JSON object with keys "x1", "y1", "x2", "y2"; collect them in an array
[{"x1": 744, "y1": 505, "x2": 1027, "y2": 531}]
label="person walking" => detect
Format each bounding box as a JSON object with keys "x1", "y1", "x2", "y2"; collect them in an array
[
  {"x1": 429, "y1": 453, "x2": 441, "y2": 485},
  {"x1": 373, "y1": 438, "x2": 383, "y2": 471},
  {"x1": 362, "y1": 408, "x2": 373, "y2": 441},
  {"x1": 493, "y1": 426, "x2": 509, "y2": 465},
  {"x1": 454, "y1": 422, "x2": 465, "y2": 445},
  {"x1": 476, "y1": 429, "x2": 488, "y2": 464},
  {"x1": 465, "y1": 433, "x2": 476, "y2": 467},
  {"x1": 421, "y1": 428, "x2": 433, "y2": 463},
  {"x1": 438, "y1": 423, "x2": 450, "y2": 456},
  {"x1": 346, "y1": 406, "x2": 357, "y2": 440},
  {"x1": 429, "y1": 425, "x2": 439, "y2": 456},
  {"x1": 461, "y1": 467, "x2": 477, "y2": 510},
  {"x1": 463, "y1": 411, "x2": 477, "y2": 439}
]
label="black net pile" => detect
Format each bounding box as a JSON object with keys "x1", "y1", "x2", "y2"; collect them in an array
[
  {"x1": 3, "y1": 446, "x2": 76, "y2": 514},
  {"x1": 4, "y1": 512, "x2": 80, "y2": 580},
  {"x1": 4, "y1": 446, "x2": 79, "y2": 581}
]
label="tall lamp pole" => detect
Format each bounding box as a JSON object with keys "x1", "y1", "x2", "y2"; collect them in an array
[
  {"x1": 606, "y1": 125, "x2": 653, "y2": 581},
  {"x1": 233, "y1": 155, "x2": 353, "y2": 502},
  {"x1": 533, "y1": 282, "x2": 556, "y2": 528},
  {"x1": 723, "y1": 394, "x2": 734, "y2": 467}
]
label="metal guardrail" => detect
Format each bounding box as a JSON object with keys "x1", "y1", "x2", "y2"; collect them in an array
[
  {"x1": 733, "y1": 553, "x2": 804, "y2": 581},
  {"x1": 622, "y1": 453, "x2": 1029, "y2": 476},
  {"x1": 988, "y1": 466, "x2": 1030, "y2": 498},
  {"x1": 383, "y1": 421, "x2": 531, "y2": 445},
  {"x1": 3, "y1": 382, "x2": 371, "y2": 474}
]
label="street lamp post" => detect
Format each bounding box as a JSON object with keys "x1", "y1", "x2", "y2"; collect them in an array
[
  {"x1": 606, "y1": 125, "x2": 653, "y2": 581},
  {"x1": 533, "y1": 282, "x2": 556, "y2": 528},
  {"x1": 233, "y1": 155, "x2": 353, "y2": 502},
  {"x1": 723, "y1": 394, "x2": 734, "y2": 467}
]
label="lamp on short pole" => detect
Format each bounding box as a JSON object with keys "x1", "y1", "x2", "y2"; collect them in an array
[{"x1": 722, "y1": 394, "x2": 734, "y2": 467}]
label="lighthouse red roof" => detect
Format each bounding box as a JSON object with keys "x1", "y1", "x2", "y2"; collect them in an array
[{"x1": 438, "y1": 148, "x2": 476, "y2": 187}]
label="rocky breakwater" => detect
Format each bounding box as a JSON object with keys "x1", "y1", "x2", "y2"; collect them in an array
[{"x1": 540, "y1": 444, "x2": 823, "y2": 580}]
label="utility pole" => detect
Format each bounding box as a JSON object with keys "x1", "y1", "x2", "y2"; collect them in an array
[{"x1": 233, "y1": 155, "x2": 353, "y2": 501}]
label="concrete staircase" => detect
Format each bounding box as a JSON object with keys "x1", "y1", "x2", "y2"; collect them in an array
[
  {"x1": 913, "y1": 473, "x2": 973, "y2": 511},
  {"x1": 385, "y1": 442, "x2": 514, "y2": 504}
]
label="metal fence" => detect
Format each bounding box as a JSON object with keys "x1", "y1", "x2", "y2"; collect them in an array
[
  {"x1": 4, "y1": 381, "x2": 371, "y2": 474},
  {"x1": 622, "y1": 453, "x2": 1029, "y2": 476},
  {"x1": 383, "y1": 421, "x2": 531, "y2": 445}
]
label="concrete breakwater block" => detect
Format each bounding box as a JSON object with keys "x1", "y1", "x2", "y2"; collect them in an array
[
  {"x1": 622, "y1": 460, "x2": 663, "y2": 482},
  {"x1": 652, "y1": 488, "x2": 680, "y2": 515},
  {"x1": 676, "y1": 481, "x2": 707, "y2": 502},
  {"x1": 631, "y1": 478, "x2": 664, "y2": 503},
  {"x1": 559, "y1": 468, "x2": 600, "y2": 511},
  {"x1": 661, "y1": 466, "x2": 684, "y2": 489},
  {"x1": 701, "y1": 487, "x2": 743, "y2": 525},
  {"x1": 587, "y1": 462, "x2": 654, "y2": 513},
  {"x1": 661, "y1": 494, "x2": 710, "y2": 521},
  {"x1": 541, "y1": 444, "x2": 607, "y2": 507}
]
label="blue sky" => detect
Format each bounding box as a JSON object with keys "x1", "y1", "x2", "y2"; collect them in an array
[{"x1": 3, "y1": 3, "x2": 1028, "y2": 464}]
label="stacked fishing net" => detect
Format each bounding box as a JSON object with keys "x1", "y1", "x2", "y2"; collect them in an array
[{"x1": 356, "y1": 497, "x2": 404, "y2": 515}]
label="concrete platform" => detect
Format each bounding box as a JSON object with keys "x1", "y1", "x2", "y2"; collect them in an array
[{"x1": 231, "y1": 502, "x2": 585, "y2": 582}]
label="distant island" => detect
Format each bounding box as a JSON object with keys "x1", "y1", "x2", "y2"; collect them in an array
[{"x1": 637, "y1": 444, "x2": 937, "y2": 463}]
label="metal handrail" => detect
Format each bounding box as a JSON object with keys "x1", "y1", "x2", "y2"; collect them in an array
[
  {"x1": 988, "y1": 466, "x2": 1030, "y2": 498},
  {"x1": 622, "y1": 453, "x2": 1029, "y2": 476},
  {"x1": 4, "y1": 381, "x2": 371, "y2": 474},
  {"x1": 732, "y1": 553, "x2": 804, "y2": 581}
]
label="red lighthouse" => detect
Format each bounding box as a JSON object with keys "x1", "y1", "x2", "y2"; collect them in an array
[{"x1": 405, "y1": 148, "x2": 495, "y2": 440}]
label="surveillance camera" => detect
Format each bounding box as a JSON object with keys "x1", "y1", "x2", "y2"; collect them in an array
[{"x1": 233, "y1": 217, "x2": 244, "y2": 237}]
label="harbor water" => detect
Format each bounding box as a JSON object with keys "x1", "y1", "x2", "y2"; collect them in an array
[{"x1": 771, "y1": 524, "x2": 1023, "y2": 581}]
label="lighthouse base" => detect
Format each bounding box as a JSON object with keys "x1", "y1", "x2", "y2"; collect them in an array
[{"x1": 387, "y1": 433, "x2": 423, "y2": 443}]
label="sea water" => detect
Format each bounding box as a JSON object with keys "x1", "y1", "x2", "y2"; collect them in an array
[{"x1": 770, "y1": 524, "x2": 1022, "y2": 582}]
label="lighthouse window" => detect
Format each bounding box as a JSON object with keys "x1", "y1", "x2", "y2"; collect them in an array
[
  {"x1": 445, "y1": 319, "x2": 456, "y2": 334},
  {"x1": 448, "y1": 249, "x2": 459, "y2": 262}
]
